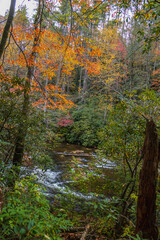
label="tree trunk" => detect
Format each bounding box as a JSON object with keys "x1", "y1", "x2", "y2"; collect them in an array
[
  {"x1": 12, "y1": 80, "x2": 30, "y2": 167},
  {"x1": 82, "y1": 68, "x2": 88, "y2": 103},
  {"x1": 0, "y1": 0, "x2": 16, "y2": 59},
  {"x1": 0, "y1": 188, "x2": 3, "y2": 213},
  {"x1": 136, "y1": 119, "x2": 159, "y2": 240},
  {"x1": 79, "y1": 67, "x2": 82, "y2": 95},
  {"x1": 12, "y1": 0, "x2": 43, "y2": 175}
]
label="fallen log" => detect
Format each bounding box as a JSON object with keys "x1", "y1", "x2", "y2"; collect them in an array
[{"x1": 53, "y1": 151, "x2": 92, "y2": 157}]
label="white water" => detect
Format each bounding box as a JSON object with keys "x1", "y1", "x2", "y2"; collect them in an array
[
  {"x1": 21, "y1": 166, "x2": 100, "y2": 200},
  {"x1": 21, "y1": 148, "x2": 115, "y2": 201}
]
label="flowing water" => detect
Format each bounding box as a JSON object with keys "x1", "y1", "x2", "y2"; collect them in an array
[{"x1": 21, "y1": 143, "x2": 116, "y2": 201}]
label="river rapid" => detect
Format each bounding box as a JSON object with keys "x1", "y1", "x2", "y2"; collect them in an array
[{"x1": 21, "y1": 143, "x2": 116, "y2": 202}]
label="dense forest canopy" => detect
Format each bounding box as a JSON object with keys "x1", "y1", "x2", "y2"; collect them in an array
[{"x1": 0, "y1": 0, "x2": 160, "y2": 239}]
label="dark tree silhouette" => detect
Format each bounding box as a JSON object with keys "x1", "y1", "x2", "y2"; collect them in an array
[
  {"x1": 0, "y1": 0, "x2": 16, "y2": 59},
  {"x1": 136, "y1": 119, "x2": 159, "y2": 240}
]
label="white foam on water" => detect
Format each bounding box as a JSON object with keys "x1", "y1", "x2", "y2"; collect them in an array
[{"x1": 20, "y1": 150, "x2": 115, "y2": 201}]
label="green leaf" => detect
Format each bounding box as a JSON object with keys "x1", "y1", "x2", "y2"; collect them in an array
[
  {"x1": 19, "y1": 227, "x2": 26, "y2": 235},
  {"x1": 28, "y1": 220, "x2": 34, "y2": 230}
]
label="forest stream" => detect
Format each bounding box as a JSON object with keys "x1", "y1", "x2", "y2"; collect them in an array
[{"x1": 21, "y1": 143, "x2": 116, "y2": 202}]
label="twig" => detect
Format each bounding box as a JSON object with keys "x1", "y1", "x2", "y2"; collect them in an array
[
  {"x1": 11, "y1": 29, "x2": 29, "y2": 68},
  {"x1": 0, "y1": 188, "x2": 3, "y2": 213},
  {"x1": 80, "y1": 224, "x2": 90, "y2": 240}
]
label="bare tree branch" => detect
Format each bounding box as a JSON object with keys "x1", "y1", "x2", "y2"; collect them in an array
[{"x1": 0, "y1": 0, "x2": 16, "y2": 59}]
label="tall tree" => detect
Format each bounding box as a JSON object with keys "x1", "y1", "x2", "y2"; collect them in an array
[
  {"x1": 0, "y1": 0, "x2": 16, "y2": 59},
  {"x1": 12, "y1": 0, "x2": 44, "y2": 169},
  {"x1": 136, "y1": 119, "x2": 159, "y2": 240}
]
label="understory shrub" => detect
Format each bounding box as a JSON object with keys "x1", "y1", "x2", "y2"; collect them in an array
[
  {"x1": 0, "y1": 176, "x2": 71, "y2": 240},
  {"x1": 57, "y1": 98, "x2": 104, "y2": 147}
]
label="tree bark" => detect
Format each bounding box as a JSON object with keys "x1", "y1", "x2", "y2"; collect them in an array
[
  {"x1": 12, "y1": 0, "x2": 43, "y2": 169},
  {"x1": 136, "y1": 119, "x2": 159, "y2": 240},
  {"x1": 0, "y1": 0, "x2": 16, "y2": 59},
  {"x1": 0, "y1": 188, "x2": 3, "y2": 213},
  {"x1": 12, "y1": 80, "x2": 30, "y2": 167}
]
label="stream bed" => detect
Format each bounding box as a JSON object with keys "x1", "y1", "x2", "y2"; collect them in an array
[{"x1": 21, "y1": 143, "x2": 116, "y2": 201}]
